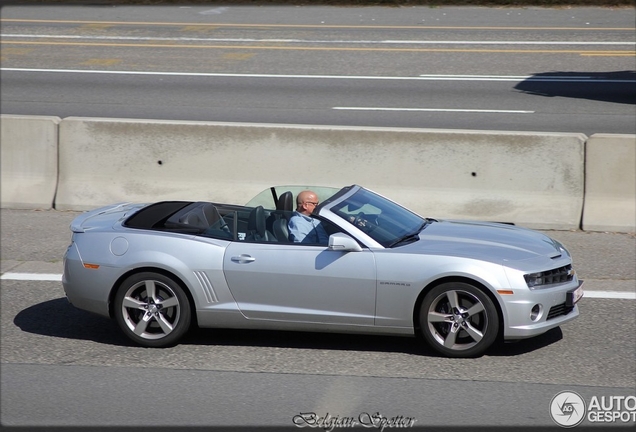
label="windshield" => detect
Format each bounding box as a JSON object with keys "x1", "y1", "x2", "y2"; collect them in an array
[{"x1": 329, "y1": 188, "x2": 427, "y2": 247}]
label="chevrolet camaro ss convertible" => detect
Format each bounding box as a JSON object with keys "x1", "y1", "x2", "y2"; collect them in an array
[{"x1": 63, "y1": 184, "x2": 583, "y2": 357}]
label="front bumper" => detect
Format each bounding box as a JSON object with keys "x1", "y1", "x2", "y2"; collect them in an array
[{"x1": 501, "y1": 280, "x2": 582, "y2": 339}]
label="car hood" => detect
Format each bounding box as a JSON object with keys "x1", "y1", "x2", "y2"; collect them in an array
[{"x1": 400, "y1": 220, "x2": 566, "y2": 263}]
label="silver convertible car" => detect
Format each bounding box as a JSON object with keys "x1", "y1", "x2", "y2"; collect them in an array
[{"x1": 63, "y1": 185, "x2": 583, "y2": 357}]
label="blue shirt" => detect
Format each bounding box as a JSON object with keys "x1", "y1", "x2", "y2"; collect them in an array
[{"x1": 288, "y1": 212, "x2": 329, "y2": 244}]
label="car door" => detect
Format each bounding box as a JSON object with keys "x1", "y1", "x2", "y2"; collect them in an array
[{"x1": 222, "y1": 241, "x2": 377, "y2": 325}]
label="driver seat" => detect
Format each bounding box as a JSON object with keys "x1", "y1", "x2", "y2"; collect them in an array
[
  {"x1": 246, "y1": 206, "x2": 276, "y2": 242},
  {"x1": 273, "y1": 191, "x2": 293, "y2": 242},
  {"x1": 273, "y1": 218, "x2": 290, "y2": 242},
  {"x1": 277, "y1": 191, "x2": 294, "y2": 212},
  {"x1": 266, "y1": 191, "x2": 294, "y2": 241}
]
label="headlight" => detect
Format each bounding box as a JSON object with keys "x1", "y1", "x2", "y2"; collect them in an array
[
  {"x1": 524, "y1": 265, "x2": 574, "y2": 288},
  {"x1": 524, "y1": 272, "x2": 543, "y2": 287}
]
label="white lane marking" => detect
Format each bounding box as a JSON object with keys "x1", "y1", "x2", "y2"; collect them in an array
[
  {"x1": 2, "y1": 68, "x2": 634, "y2": 84},
  {"x1": 1, "y1": 273, "x2": 62, "y2": 281},
  {"x1": 1, "y1": 272, "x2": 634, "y2": 299},
  {"x1": 583, "y1": 291, "x2": 636, "y2": 300},
  {"x1": 417, "y1": 74, "x2": 636, "y2": 82},
  {"x1": 2, "y1": 34, "x2": 634, "y2": 46},
  {"x1": 333, "y1": 107, "x2": 534, "y2": 114},
  {"x1": 198, "y1": 7, "x2": 229, "y2": 15}
]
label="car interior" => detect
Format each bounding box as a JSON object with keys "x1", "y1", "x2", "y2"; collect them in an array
[{"x1": 124, "y1": 191, "x2": 339, "y2": 245}]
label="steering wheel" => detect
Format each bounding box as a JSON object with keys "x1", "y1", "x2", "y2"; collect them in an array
[
  {"x1": 355, "y1": 212, "x2": 382, "y2": 233},
  {"x1": 352, "y1": 212, "x2": 366, "y2": 228}
]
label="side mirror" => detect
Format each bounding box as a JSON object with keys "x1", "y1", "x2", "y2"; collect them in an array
[{"x1": 328, "y1": 233, "x2": 363, "y2": 252}]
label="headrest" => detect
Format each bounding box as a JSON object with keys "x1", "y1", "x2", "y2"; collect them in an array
[
  {"x1": 248, "y1": 205, "x2": 266, "y2": 235},
  {"x1": 277, "y1": 191, "x2": 294, "y2": 212}
]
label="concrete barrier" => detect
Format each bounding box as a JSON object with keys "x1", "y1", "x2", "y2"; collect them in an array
[
  {"x1": 583, "y1": 134, "x2": 636, "y2": 233},
  {"x1": 56, "y1": 117, "x2": 585, "y2": 230},
  {"x1": 0, "y1": 115, "x2": 60, "y2": 210}
]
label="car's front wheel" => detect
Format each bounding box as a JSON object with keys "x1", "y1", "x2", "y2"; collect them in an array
[
  {"x1": 114, "y1": 272, "x2": 191, "y2": 347},
  {"x1": 419, "y1": 282, "x2": 499, "y2": 358}
]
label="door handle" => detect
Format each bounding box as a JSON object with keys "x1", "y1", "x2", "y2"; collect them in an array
[{"x1": 231, "y1": 254, "x2": 256, "y2": 263}]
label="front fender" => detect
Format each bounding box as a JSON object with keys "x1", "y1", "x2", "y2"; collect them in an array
[{"x1": 374, "y1": 253, "x2": 509, "y2": 328}]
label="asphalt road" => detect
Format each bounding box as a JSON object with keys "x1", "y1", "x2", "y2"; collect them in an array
[
  {"x1": 1, "y1": 5, "x2": 635, "y2": 134},
  {"x1": 1, "y1": 4, "x2": 635, "y2": 429},
  {"x1": 1, "y1": 208, "x2": 635, "y2": 428}
]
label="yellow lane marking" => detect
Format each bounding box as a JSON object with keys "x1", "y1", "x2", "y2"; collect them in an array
[
  {"x1": 581, "y1": 53, "x2": 636, "y2": 57},
  {"x1": 1, "y1": 40, "x2": 633, "y2": 56},
  {"x1": 222, "y1": 53, "x2": 255, "y2": 60},
  {"x1": 1, "y1": 18, "x2": 634, "y2": 31},
  {"x1": 81, "y1": 23, "x2": 115, "y2": 30},
  {"x1": 0, "y1": 47, "x2": 34, "y2": 55},
  {"x1": 0, "y1": 46, "x2": 34, "y2": 61},
  {"x1": 81, "y1": 58, "x2": 122, "y2": 66},
  {"x1": 180, "y1": 25, "x2": 216, "y2": 32}
]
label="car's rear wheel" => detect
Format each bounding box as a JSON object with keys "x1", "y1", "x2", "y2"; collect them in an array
[
  {"x1": 419, "y1": 282, "x2": 499, "y2": 358},
  {"x1": 114, "y1": 272, "x2": 191, "y2": 347}
]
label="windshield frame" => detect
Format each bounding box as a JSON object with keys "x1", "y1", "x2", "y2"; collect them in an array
[{"x1": 320, "y1": 186, "x2": 427, "y2": 248}]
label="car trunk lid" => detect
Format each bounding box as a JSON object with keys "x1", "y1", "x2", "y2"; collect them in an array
[{"x1": 70, "y1": 202, "x2": 147, "y2": 233}]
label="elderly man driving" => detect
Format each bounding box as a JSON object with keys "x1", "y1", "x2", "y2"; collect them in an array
[{"x1": 287, "y1": 190, "x2": 329, "y2": 244}]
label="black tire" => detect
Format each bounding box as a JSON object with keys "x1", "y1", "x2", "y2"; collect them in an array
[
  {"x1": 114, "y1": 272, "x2": 191, "y2": 348},
  {"x1": 419, "y1": 282, "x2": 499, "y2": 358}
]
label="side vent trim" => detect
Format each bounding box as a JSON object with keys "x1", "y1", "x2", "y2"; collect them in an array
[{"x1": 193, "y1": 271, "x2": 218, "y2": 303}]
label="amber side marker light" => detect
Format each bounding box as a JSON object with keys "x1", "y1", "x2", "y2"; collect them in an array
[
  {"x1": 497, "y1": 290, "x2": 514, "y2": 295},
  {"x1": 83, "y1": 263, "x2": 100, "y2": 269}
]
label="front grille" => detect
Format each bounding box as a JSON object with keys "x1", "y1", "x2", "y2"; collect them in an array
[
  {"x1": 525, "y1": 264, "x2": 575, "y2": 288},
  {"x1": 542, "y1": 264, "x2": 574, "y2": 285},
  {"x1": 547, "y1": 302, "x2": 575, "y2": 320}
]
